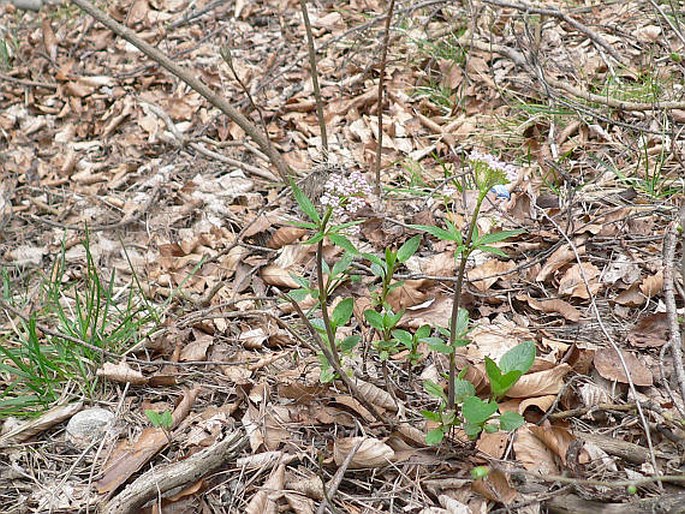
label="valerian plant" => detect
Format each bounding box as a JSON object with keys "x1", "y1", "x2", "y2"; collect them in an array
[{"x1": 413, "y1": 151, "x2": 528, "y2": 443}]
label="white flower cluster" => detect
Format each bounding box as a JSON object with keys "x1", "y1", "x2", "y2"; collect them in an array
[
  {"x1": 468, "y1": 150, "x2": 517, "y2": 200},
  {"x1": 468, "y1": 150, "x2": 518, "y2": 182},
  {"x1": 320, "y1": 171, "x2": 372, "y2": 220}
]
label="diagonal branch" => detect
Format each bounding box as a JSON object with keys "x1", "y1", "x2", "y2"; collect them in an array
[{"x1": 70, "y1": 0, "x2": 292, "y2": 184}]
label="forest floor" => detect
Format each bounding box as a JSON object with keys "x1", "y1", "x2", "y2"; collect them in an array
[{"x1": 1, "y1": 0, "x2": 685, "y2": 512}]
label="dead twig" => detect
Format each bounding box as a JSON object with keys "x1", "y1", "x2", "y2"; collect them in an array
[
  {"x1": 662, "y1": 216, "x2": 685, "y2": 412},
  {"x1": 537, "y1": 206, "x2": 661, "y2": 487},
  {"x1": 102, "y1": 430, "x2": 247, "y2": 514},
  {"x1": 317, "y1": 436, "x2": 364, "y2": 514},
  {"x1": 374, "y1": 0, "x2": 396, "y2": 196},
  {"x1": 69, "y1": 0, "x2": 292, "y2": 183}
]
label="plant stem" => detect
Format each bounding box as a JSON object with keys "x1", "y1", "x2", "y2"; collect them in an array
[
  {"x1": 317, "y1": 239, "x2": 340, "y2": 367},
  {"x1": 447, "y1": 193, "x2": 485, "y2": 407}
]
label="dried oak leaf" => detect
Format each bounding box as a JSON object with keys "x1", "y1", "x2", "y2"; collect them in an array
[{"x1": 594, "y1": 348, "x2": 653, "y2": 386}]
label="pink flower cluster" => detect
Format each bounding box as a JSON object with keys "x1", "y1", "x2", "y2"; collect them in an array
[{"x1": 320, "y1": 171, "x2": 372, "y2": 220}]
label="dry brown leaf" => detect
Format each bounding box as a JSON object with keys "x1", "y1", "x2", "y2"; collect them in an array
[
  {"x1": 505, "y1": 364, "x2": 572, "y2": 398},
  {"x1": 96, "y1": 361, "x2": 148, "y2": 385},
  {"x1": 333, "y1": 437, "x2": 395, "y2": 468},
  {"x1": 614, "y1": 284, "x2": 645, "y2": 307},
  {"x1": 522, "y1": 295, "x2": 581, "y2": 322},
  {"x1": 594, "y1": 348, "x2": 653, "y2": 386},
  {"x1": 529, "y1": 422, "x2": 575, "y2": 465},
  {"x1": 267, "y1": 227, "x2": 307, "y2": 248},
  {"x1": 245, "y1": 463, "x2": 285, "y2": 514},
  {"x1": 476, "y1": 431, "x2": 508, "y2": 459},
  {"x1": 387, "y1": 279, "x2": 429, "y2": 311},
  {"x1": 536, "y1": 237, "x2": 586, "y2": 282},
  {"x1": 471, "y1": 467, "x2": 517, "y2": 504},
  {"x1": 0, "y1": 402, "x2": 83, "y2": 446},
  {"x1": 467, "y1": 259, "x2": 515, "y2": 293},
  {"x1": 627, "y1": 312, "x2": 669, "y2": 348},
  {"x1": 513, "y1": 425, "x2": 559, "y2": 474},
  {"x1": 558, "y1": 262, "x2": 601, "y2": 299},
  {"x1": 639, "y1": 270, "x2": 663, "y2": 297},
  {"x1": 517, "y1": 395, "x2": 557, "y2": 415},
  {"x1": 354, "y1": 379, "x2": 398, "y2": 412},
  {"x1": 179, "y1": 331, "x2": 213, "y2": 361}
]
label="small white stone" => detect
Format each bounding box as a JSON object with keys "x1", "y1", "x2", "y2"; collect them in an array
[{"x1": 66, "y1": 408, "x2": 115, "y2": 448}]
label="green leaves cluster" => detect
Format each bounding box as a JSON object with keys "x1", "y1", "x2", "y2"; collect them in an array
[{"x1": 422, "y1": 340, "x2": 535, "y2": 445}]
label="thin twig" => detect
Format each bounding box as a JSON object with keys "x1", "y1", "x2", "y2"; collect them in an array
[
  {"x1": 374, "y1": 0, "x2": 395, "y2": 196},
  {"x1": 537, "y1": 207, "x2": 661, "y2": 487},
  {"x1": 299, "y1": 0, "x2": 329, "y2": 155},
  {"x1": 316, "y1": 436, "x2": 364, "y2": 514},
  {"x1": 662, "y1": 217, "x2": 685, "y2": 409}
]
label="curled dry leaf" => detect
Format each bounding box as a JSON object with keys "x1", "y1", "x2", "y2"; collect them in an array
[
  {"x1": 267, "y1": 227, "x2": 308, "y2": 248},
  {"x1": 505, "y1": 364, "x2": 571, "y2": 398},
  {"x1": 639, "y1": 270, "x2": 663, "y2": 297},
  {"x1": 513, "y1": 425, "x2": 559, "y2": 475},
  {"x1": 96, "y1": 361, "x2": 148, "y2": 385},
  {"x1": 521, "y1": 295, "x2": 581, "y2": 322},
  {"x1": 333, "y1": 437, "x2": 395, "y2": 468},
  {"x1": 529, "y1": 422, "x2": 575, "y2": 465},
  {"x1": 245, "y1": 463, "x2": 284, "y2": 514},
  {"x1": 354, "y1": 379, "x2": 398, "y2": 412},
  {"x1": 593, "y1": 348, "x2": 653, "y2": 386},
  {"x1": 536, "y1": 237, "x2": 586, "y2": 282}
]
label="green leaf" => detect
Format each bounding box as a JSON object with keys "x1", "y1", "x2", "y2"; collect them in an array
[
  {"x1": 304, "y1": 232, "x2": 325, "y2": 245},
  {"x1": 453, "y1": 378, "x2": 476, "y2": 404},
  {"x1": 392, "y1": 329, "x2": 412, "y2": 347},
  {"x1": 339, "y1": 335, "x2": 361, "y2": 353},
  {"x1": 397, "y1": 235, "x2": 421, "y2": 263},
  {"x1": 477, "y1": 229, "x2": 525, "y2": 246},
  {"x1": 332, "y1": 298, "x2": 354, "y2": 328},
  {"x1": 425, "y1": 427, "x2": 446, "y2": 445},
  {"x1": 291, "y1": 181, "x2": 321, "y2": 224},
  {"x1": 362, "y1": 253, "x2": 384, "y2": 268},
  {"x1": 387, "y1": 309, "x2": 404, "y2": 329},
  {"x1": 499, "y1": 411, "x2": 525, "y2": 432},
  {"x1": 424, "y1": 337, "x2": 453, "y2": 354},
  {"x1": 485, "y1": 357, "x2": 522, "y2": 399},
  {"x1": 423, "y1": 380, "x2": 447, "y2": 402},
  {"x1": 331, "y1": 252, "x2": 355, "y2": 277},
  {"x1": 416, "y1": 325, "x2": 431, "y2": 339},
  {"x1": 454, "y1": 307, "x2": 470, "y2": 336},
  {"x1": 479, "y1": 246, "x2": 509, "y2": 257},
  {"x1": 421, "y1": 410, "x2": 442, "y2": 422},
  {"x1": 290, "y1": 220, "x2": 318, "y2": 230},
  {"x1": 499, "y1": 341, "x2": 536, "y2": 375},
  {"x1": 364, "y1": 309, "x2": 384, "y2": 331},
  {"x1": 328, "y1": 234, "x2": 358, "y2": 254},
  {"x1": 410, "y1": 224, "x2": 459, "y2": 242},
  {"x1": 462, "y1": 396, "x2": 498, "y2": 425},
  {"x1": 463, "y1": 421, "x2": 483, "y2": 439}
]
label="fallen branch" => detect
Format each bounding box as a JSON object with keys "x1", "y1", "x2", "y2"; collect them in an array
[
  {"x1": 70, "y1": 0, "x2": 292, "y2": 183},
  {"x1": 102, "y1": 430, "x2": 247, "y2": 514}
]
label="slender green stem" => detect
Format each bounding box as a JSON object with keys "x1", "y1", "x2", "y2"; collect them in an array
[
  {"x1": 317, "y1": 240, "x2": 340, "y2": 367},
  {"x1": 447, "y1": 193, "x2": 486, "y2": 407}
]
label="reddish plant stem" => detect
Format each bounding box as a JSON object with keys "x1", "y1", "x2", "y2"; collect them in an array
[{"x1": 447, "y1": 194, "x2": 485, "y2": 407}]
